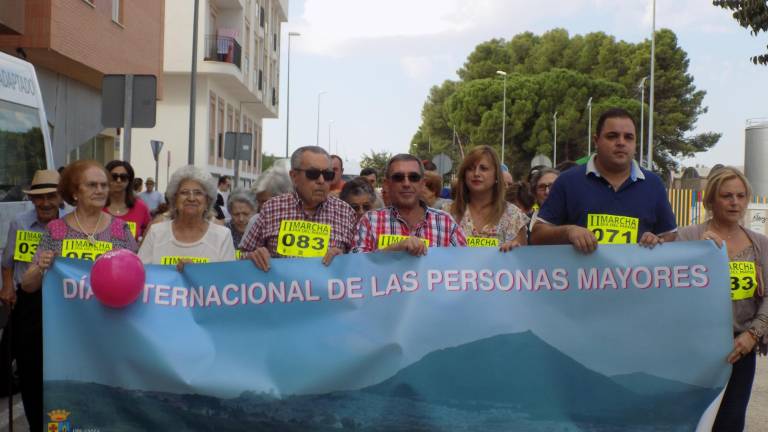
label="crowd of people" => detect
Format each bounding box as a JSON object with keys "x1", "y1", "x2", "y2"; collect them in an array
[{"x1": 1, "y1": 107, "x2": 766, "y2": 431}]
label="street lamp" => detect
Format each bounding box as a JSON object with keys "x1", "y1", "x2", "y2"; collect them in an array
[
  {"x1": 328, "y1": 120, "x2": 334, "y2": 153},
  {"x1": 285, "y1": 31, "x2": 301, "y2": 158},
  {"x1": 316, "y1": 91, "x2": 327, "y2": 147},
  {"x1": 638, "y1": 76, "x2": 648, "y2": 167},
  {"x1": 586, "y1": 97, "x2": 593, "y2": 157},
  {"x1": 553, "y1": 111, "x2": 558, "y2": 166},
  {"x1": 496, "y1": 70, "x2": 508, "y2": 164},
  {"x1": 647, "y1": 0, "x2": 657, "y2": 170}
]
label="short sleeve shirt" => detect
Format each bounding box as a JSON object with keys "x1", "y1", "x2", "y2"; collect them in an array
[
  {"x1": 353, "y1": 204, "x2": 467, "y2": 253},
  {"x1": 239, "y1": 192, "x2": 357, "y2": 257},
  {"x1": 537, "y1": 156, "x2": 676, "y2": 238}
]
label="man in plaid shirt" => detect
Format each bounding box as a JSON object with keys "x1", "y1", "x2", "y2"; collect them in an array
[
  {"x1": 353, "y1": 154, "x2": 466, "y2": 254},
  {"x1": 240, "y1": 146, "x2": 356, "y2": 271}
]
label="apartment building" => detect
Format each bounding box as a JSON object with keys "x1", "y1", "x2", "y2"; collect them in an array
[
  {"x1": 131, "y1": 0, "x2": 287, "y2": 189},
  {"x1": 0, "y1": 0, "x2": 165, "y2": 167}
]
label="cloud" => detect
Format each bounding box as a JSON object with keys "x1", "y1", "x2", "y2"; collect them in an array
[{"x1": 400, "y1": 56, "x2": 434, "y2": 80}]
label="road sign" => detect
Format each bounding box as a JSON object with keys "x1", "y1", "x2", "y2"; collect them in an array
[
  {"x1": 432, "y1": 153, "x2": 452, "y2": 175},
  {"x1": 150, "y1": 140, "x2": 163, "y2": 161},
  {"x1": 101, "y1": 75, "x2": 157, "y2": 128}
]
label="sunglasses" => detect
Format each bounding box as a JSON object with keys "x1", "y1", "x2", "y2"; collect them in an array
[
  {"x1": 111, "y1": 173, "x2": 130, "y2": 182},
  {"x1": 295, "y1": 168, "x2": 335, "y2": 181},
  {"x1": 389, "y1": 172, "x2": 422, "y2": 183}
]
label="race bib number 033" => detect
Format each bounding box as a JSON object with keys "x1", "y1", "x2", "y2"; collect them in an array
[
  {"x1": 61, "y1": 239, "x2": 113, "y2": 261},
  {"x1": 730, "y1": 261, "x2": 757, "y2": 301},
  {"x1": 277, "y1": 220, "x2": 331, "y2": 258},
  {"x1": 377, "y1": 235, "x2": 430, "y2": 249},
  {"x1": 587, "y1": 213, "x2": 639, "y2": 244},
  {"x1": 466, "y1": 236, "x2": 499, "y2": 248},
  {"x1": 13, "y1": 230, "x2": 42, "y2": 263}
]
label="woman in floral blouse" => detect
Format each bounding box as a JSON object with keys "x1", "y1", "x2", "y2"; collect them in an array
[{"x1": 445, "y1": 145, "x2": 529, "y2": 251}]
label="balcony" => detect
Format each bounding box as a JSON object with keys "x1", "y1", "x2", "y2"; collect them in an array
[{"x1": 204, "y1": 35, "x2": 242, "y2": 69}]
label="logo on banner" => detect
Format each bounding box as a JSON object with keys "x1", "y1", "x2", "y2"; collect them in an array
[{"x1": 47, "y1": 409, "x2": 71, "y2": 432}]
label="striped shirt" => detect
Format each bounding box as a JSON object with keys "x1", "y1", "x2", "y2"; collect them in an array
[
  {"x1": 353, "y1": 204, "x2": 466, "y2": 253},
  {"x1": 239, "y1": 192, "x2": 357, "y2": 257}
]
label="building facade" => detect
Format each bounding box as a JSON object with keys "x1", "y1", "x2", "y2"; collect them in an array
[
  {"x1": 131, "y1": 0, "x2": 287, "y2": 190},
  {"x1": 0, "y1": 0, "x2": 165, "y2": 167}
]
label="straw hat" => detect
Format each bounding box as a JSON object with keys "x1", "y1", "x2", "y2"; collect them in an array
[{"x1": 23, "y1": 170, "x2": 60, "y2": 195}]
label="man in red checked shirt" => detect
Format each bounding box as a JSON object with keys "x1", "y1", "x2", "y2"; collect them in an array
[
  {"x1": 353, "y1": 154, "x2": 466, "y2": 255},
  {"x1": 239, "y1": 146, "x2": 356, "y2": 271}
]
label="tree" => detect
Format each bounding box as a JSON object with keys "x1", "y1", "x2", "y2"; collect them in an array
[
  {"x1": 713, "y1": 0, "x2": 768, "y2": 65},
  {"x1": 261, "y1": 153, "x2": 280, "y2": 171},
  {"x1": 411, "y1": 28, "x2": 721, "y2": 176},
  {"x1": 360, "y1": 150, "x2": 393, "y2": 177}
]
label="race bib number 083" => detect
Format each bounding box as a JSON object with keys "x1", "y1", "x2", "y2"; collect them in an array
[
  {"x1": 277, "y1": 220, "x2": 331, "y2": 258},
  {"x1": 587, "y1": 213, "x2": 639, "y2": 244},
  {"x1": 61, "y1": 239, "x2": 113, "y2": 261},
  {"x1": 730, "y1": 261, "x2": 757, "y2": 301},
  {"x1": 14, "y1": 230, "x2": 42, "y2": 263}
]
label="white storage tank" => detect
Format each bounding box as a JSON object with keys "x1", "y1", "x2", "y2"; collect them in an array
[{"x1": 745, "y1": 118, "x2": 768, "y2": 198}]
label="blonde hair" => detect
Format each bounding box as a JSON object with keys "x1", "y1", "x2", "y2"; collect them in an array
[
  {"x1": 450, "y1": 145, "x2": 506, "y2": 224},
  {"x1": 703, "y1": 166, "x2": 752, "y2": 212}
]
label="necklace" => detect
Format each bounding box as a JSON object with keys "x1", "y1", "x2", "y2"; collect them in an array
[{"x1": 74, "y1": 210, "x2": 103, "y2": 245}]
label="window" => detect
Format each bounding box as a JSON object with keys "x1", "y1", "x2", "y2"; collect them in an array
[
  {"x1": 112, "y1": 0, "x2": 124, "y2": 24},
  {"x1": 217, "y1": 98, "x2": 225, "y2": 161},
  {"x1": 208, "y1": 92, "x2": 216, "y2": 163},
  {"x1": 0, "y1": 100, "x2": 46, "y2": 202},
  {"x1": 260, "y1": 6, "x2": 265, "y2": 27}
]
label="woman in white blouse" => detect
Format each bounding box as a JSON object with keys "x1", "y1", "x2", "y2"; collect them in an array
[{"x1": 139, "y1": 166, "x2": 234, "y2": 268}]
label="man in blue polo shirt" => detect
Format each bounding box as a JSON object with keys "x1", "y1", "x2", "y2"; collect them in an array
[{"x1": 530, "y1": 108, "x2": 676, "y2": 253}]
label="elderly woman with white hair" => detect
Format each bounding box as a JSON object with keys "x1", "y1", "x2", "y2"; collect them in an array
[
  {"x1": 226, "y1": 189, "x2": 257, "y2": 249},
  {"x1": 251, "y1": 164, "x2": 293, "y2": 211},
  {"x1": 138, "y1": 165, "x2": 235, "y2": 267}
]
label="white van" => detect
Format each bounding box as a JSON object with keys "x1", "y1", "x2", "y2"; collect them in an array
[{"x1": 0, "y1": 51, "x2": 53, "y2": 252}]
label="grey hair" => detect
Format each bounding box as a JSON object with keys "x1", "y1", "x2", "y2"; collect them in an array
[
  {"x1": 290, "y1": 146, "x2": 330, "y2": 170},
  {"x1": 165, "y1": 165, "x2": 218, "y2": 218},
  {"x1": 227, "y1": 188, "x2": 257, "y2": 213},
  {"x1": 385, "y1": 153, "x2": 424, "y2": 178},
  {"x1": 252, "y1": 165, "x2": 293, "y2": 196}
]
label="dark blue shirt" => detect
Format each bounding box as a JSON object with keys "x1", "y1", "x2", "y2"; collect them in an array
[{"x1": 536, "y1": 157, "x2": 676, "y2": 241}]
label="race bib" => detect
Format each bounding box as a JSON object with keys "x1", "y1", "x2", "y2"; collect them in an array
[
  {"x1": 61, "y1": 239, "x2": 113, "y2": 261},
  {"x1": 730, "y1": 261, "x2": 757, "y2": 301},
  {"x1": 160, "y1": 256, "x2": 210, "y2": 265},
  {"x1": 13, "y1": 230, "x2": 42, "y2": 263},
  {"x1": 126, "y1": 221, "x2": 137, "y2": 239},
  {"x1": 235, "y1": 250, "x2": 244, "y2": 260},
  {"x1": 377, "y1": 234, "x2": 430, "y2": 249},
  {"x1": 587, "y1": 213, "x2": 639, "y2": 244},
  {"x1": 276, "y1": 220, "x2": 331, "y2": 258},
  {"x1": 466, "y1": 236, "x2": 499, "y2": 248}
]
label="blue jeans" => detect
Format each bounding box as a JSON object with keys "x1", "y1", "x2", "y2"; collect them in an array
[{"x1": 712, "y1": 349, "x2": 756, "y2": 432}]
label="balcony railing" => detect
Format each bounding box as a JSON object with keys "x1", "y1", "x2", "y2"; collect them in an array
[{"x1": 204, "y1": 35, "x2": 242, "y2": 69}]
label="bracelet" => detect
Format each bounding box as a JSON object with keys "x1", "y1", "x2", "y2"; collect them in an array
[{"x1": 747, "y1": 328, "x2": 760, "y2": 344}]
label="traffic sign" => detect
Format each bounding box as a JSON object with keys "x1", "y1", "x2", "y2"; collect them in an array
[{"x1": 432, "y1": 153, "x2": 452, "y2": 175}]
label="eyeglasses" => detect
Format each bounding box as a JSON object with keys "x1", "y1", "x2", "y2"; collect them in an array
[
  {"x1": 349, "y1": 203, "x2": 373, "y2": 212},
  {"x1": 177, "y1": 189, "x2": 206, "y2": 199},
  {"x1": 295, "y1": 168, "x2": 335, "y2": 181},
  {"x1": 83, "y1": 181, "x2": 109, "y2": 191},
  {"x1": 111, "y1": 173, "x2": 130, "y2": 182},
  {"x1": 389, "y1": 172, "x2": 422, "y2": 183},
  {"x1": 536, "y1": 183, "x2": 554, "y2": 192}
]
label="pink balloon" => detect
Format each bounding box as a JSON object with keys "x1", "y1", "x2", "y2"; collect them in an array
[{"x1": 90, "y1": 249, "x2": 145, "y2": 308}]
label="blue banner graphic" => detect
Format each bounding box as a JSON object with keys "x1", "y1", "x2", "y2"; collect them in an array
[{"x1": 44, "y1": 242, "x2": 732, "y2": 431}]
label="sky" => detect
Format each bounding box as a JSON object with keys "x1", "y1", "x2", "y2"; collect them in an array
[{"x1": 261, "y1": 0, "x2": 768, "y2": 172}]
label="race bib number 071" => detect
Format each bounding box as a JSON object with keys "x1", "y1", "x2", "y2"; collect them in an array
[
  {"x1": 61, "y1": 239, "x2": 113, "y2": 261},
  {"x1": 587, "y1": 213, "x2": 639, "y2": 244},
  {"x1": 277, "y1": 220, "x2": 331, "y2": 258}
]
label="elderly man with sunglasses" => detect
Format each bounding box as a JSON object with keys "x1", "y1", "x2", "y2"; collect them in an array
[
  {"x1": 240, "y1": 146, "x2": 357, "y2": 271},
  {"x1": 353, "y1": 154, "x2": 466, "y2": 255}
]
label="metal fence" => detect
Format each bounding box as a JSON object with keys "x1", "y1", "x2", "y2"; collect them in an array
[{"x1": 667, "y1": 188, "x2": 768, "y2": 228}]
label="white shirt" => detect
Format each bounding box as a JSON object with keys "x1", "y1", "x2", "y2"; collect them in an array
[{"x1": 138, "y1": 220, "x2": 235, "y2": 265}]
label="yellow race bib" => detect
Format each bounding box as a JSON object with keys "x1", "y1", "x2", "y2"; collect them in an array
[
  {"x1": 377, "y1": 234, "x2": 430, "y2": 249},
  {"x1": 160, "y1": 256, "x2": 210, "y2": 265},
  {"x1": 730, "y1": 261, "x2": 757, "y2": 301},
  {"x1": 13, "y1": 230, "x2": 42, "y2": 263},
  {"x1": 235, "y1": 250, "x2": 244, "y2": 260},
  {"x1": 587, "y1": 213, "x2": 639, "y2": 244},
  {"x1": 276, "y1": 220, "x2": 331, "y2": 258},
  {"x1": 126, "y1": 221, "x2": 137, "y2": 239},
  {"x1": 466, "y1": 236, "x2": 499, "y2": 248},
  {"x1": 61, "y1": 239, "x2": 113, "y2": 261}
]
